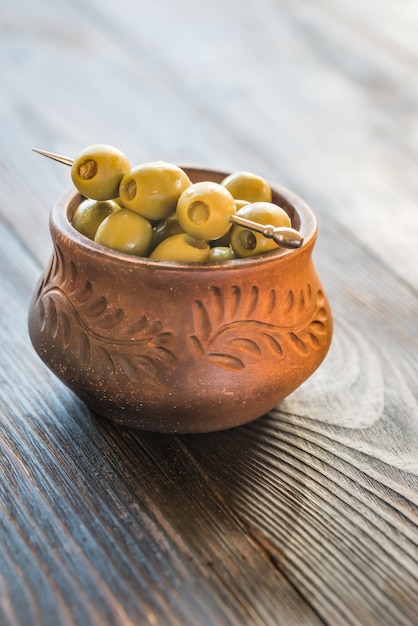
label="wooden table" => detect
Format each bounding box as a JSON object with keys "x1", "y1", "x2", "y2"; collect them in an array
[{"x1": 1, "y1": 0, "x2": 418, "y2": 624}]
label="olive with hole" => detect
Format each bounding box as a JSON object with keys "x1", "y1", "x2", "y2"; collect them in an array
[
  {"x1": 119, "y1": 161, "x2": 191, "y2": 221},
  {"x1": 230, "y1": 202, "x2": 291, "y2": 258},
  {"x1": 71, "y1": 144, "x2": 130, "y2": 200},
  {"x1": 94, "y1": 208, "x2": 152, "y2": 256},
  {"x1": 176, "y1": 181, "x2": 236, "y2": 241}
]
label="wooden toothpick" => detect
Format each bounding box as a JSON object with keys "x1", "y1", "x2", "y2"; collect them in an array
[{"x1": 32, "y1": 148, "x2": 73, "y2": 166}]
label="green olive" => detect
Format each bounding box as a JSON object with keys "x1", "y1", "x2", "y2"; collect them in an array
[
  {"x1": 71, "y1": 144, "x2": 130, "y2": 200},
  {"x1": 209, "y1": 246, "x2": 236, "y2": 262},
  {"x1": 150, "y1": 213, "x2": 185, "y2": 251},
  {"x1": 150, "y1": 233, "x2": 210, "y2": 263},
  {"x1": 119, "y1": 161, "x2": 191, "y2": 221},
  {"x1": 94, "y1": 208, "x2": 152, "y2": 256},
  {"x1": 176, "y1": 181, "x2": 236, "y2": 241},
  {"x1": 72, "y1": 198, "x2": 120, "y2": 240},
  {"x1": 221, "y1": 171, "x2": 272, "y2": 203},
  {"x1": 230, "y1": 202, "x2": 291, "y2": 258}
]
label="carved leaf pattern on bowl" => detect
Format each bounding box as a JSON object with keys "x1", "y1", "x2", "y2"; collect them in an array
[
  {"x1": 189, "y1": 284, "x2": 328, "y2": 371},
  {"x1": 34, "y1": 244, "x2": 177, "y2": 379}
]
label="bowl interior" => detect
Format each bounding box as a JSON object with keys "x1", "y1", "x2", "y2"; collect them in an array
[{"x1": 56, "y1": 166, "x2": 316, "y2": 270}]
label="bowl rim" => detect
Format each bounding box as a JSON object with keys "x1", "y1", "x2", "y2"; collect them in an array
[{"x1": 51, "y1": 165, "x2": 318, "y2": 271}]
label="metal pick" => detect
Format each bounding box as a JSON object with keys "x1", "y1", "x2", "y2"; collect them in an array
[
  {"x1": 229, "y1": 214, "x2": 303, "y2": 249},
  {"x1": 32, "y1": 148, "x2": 304, "y2": 249}
]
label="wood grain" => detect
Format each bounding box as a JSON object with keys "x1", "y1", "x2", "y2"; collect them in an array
[{"x1": 1, "y1": 0, "x2": 418, "y2": 624}]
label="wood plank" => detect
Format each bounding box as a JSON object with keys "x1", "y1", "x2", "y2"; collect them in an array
[
  {"x1": 1, "y1": 0, "x2": 418, "y2": 623},
  {"x1": 184, "y1": 418, "x2": 418, "y2": 625}
]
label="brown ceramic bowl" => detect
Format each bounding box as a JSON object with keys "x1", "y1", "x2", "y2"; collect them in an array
[{"x1": 28, "y1": 166, "x2": 333, "y2": 433}]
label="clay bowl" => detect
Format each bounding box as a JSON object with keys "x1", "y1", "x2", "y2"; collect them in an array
[{"x1": 28, "y1": 166, "x2": 333, "y2": 433}]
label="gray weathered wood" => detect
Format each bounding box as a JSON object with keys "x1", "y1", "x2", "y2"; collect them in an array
[{"x1": 1, "y1": 0, "x2": 418, "y2": 624}]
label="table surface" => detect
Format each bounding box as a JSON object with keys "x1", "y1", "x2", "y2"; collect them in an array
[{"x1": 1, "y1": 0, "x2": 418, "y2": 624}]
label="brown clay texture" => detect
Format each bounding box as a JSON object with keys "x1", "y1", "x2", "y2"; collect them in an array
[{"x1": 28, "y1": 167, "x2": 333, "y2": 433}]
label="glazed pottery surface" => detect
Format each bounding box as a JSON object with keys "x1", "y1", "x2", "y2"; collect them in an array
[{"x1": 28, "y1": 167, "x2": 333, "y2": 433}]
